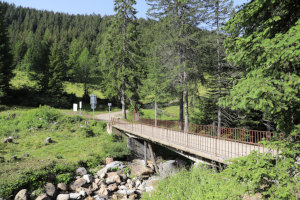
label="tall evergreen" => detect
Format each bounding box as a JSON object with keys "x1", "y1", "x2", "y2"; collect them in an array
[
  {"x1": 206, "y1": 0, "x2": 234, "y2": 136},
  {"x1": 147, "y1": 0, "x2": 204, "y2": 131},
  {"x1": 99, "y1": 0, "x2": 143, "y2": 119},
  {"x1": 222, "y1": 0, "x2": 300, "y2": 135},
  {"x1": 0, "y1": 5, "x2": 13, "y2": 101}
]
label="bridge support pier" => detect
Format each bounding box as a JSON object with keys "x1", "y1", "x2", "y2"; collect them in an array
[
  {"x1": 107, "y1": 122, "x2": 112, "y2": 134},
  {"x1": 144, "y1": 141, "x2": 147, "y2": 166}
]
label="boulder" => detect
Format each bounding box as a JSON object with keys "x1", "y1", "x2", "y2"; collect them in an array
[
  {"x1": 22, "y1": 154, "x2": 30, "y2": 158},
  {"x1": 70, "y1": 178, "x2": 87, "y2": 191},
  {"x1": 93, "y1": 196, "x2": 107, "y2": 200},
  {"x1": 44, "y1": 137, "x2": 52, "y2": 145},
  {"x1": 57, "y1": 183, "x2": 68, "y2": 191},
  {"x1": 91, "y1": 182, "x2": 99, "y2": 192},
  {"x1": 79, "y1": 191, "x2": 86, "y2": 197},
  {"x1": 98, "y1": 185, "x2": 108, "y2": 196},
  {"x1": 128, "y1": 194, "x2": 138, "y2": 200},
  {"x1": 158, "y1": 160, "x2": 178, "y2": 178},
  {"x1": 129, "y1": 164, "x2": 153, "y2": 177},
  {"x1": 105, "y1": 161, "x2": 125, "y2": 171},
  {"x1": 108, "y1": 183, "x2": 118, "y2": 192},
  {"x1": 4, "y1": 137, "x2": 13, "y2": 143},
  {"x1": 105, "y1": 158, "x2": 114, "y2": 165},
  {"x1": 11, "y1": 155, "x2": 18, "y2": 162},
  {"x1": 45, "y1": 183, "x2": 56, "y2": 197},
  {"x1": 35, "y1": 194, "x2": 50, "y2": 200},
  {"x1": 83, "y1": 174, "x2": 93, "y2": 183},
  {"x1": 76, "y1": 167, "x2": 88, "y2": 176},
  {"x1": 57, "y1": 194, "x2": 70, "y2": 200},
  {"x1": 69, "y1": 193, "x2": 81, "y2": 200},
  {"x1": 14, "y1": 189, "x2": 28, "y2": 200},
  {"x1": 106, "y1": 172, "x2": 121, "y2": 184}
]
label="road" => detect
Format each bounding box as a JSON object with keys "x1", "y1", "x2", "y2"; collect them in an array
[{"x1": 95, "y1": 111, "x2": 124, "y2": 121}]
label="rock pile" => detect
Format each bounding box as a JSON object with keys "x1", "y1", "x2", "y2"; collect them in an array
[{"x1": 13, "y1": 160, "x2": 159, "y2": 200}]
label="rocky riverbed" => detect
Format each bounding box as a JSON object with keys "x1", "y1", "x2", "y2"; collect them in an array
[{"x1": 10, "y1": 157, "x2": 183, "y2": 200}]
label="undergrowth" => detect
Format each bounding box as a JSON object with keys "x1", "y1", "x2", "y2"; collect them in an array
[
  {"x1": 143, "y1": 138, "x2": 300, "y2": 200},
  {"x1": 0, "y1": 106, "x2": 130, "y2": 199}
]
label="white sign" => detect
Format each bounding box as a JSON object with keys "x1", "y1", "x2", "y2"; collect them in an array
[
  {"x1": 90, "y1": 95, "x2": 97, "y2": 105},
  {"x1": 79, "y1": 101, "x2": 82, "y2": 109},
  {"x1": 108, "y1": 103, "x2": 112, "y2": 107},
  {"x1": 73, "y1": 103, "x2": 78, "y2": 112}
]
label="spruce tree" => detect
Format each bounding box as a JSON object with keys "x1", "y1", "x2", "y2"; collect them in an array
[
  {"x1": 147, "y1": 0, "x2": 205, "y2": 131},
  {"x1": 99, "y1": 0, "x2": 143, "y2": 119},
  {"x1": 0, "y1": 5, "x2": 13, "y2": 101}
]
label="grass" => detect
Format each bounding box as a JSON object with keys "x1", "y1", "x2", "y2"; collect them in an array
[
  {"x1": 10, "y1": 69, "x2": 105, "y2": 99},
  {"x1": 142, "y1": 165, "x2": 247, "y2": 200},
  {"x1": 0, "y1": 106, "x2": 129, "y2": 198}
]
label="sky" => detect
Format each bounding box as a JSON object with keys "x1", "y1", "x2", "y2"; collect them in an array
[{"x1": 2, "y1": 0, "x2": 249, "y2": 18}]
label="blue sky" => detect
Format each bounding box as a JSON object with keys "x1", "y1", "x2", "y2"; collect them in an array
[{"x1": 2, "y1": 0, "x2": 249, "y2": 18}]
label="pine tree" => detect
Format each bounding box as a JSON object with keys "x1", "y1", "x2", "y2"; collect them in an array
[
  {"x1": 147, "y1": 0, "x2": 205, "y2": 131},
  {"x1": 205, "y1": 0, "x2": 234, "y2": 136},
  {"x1": 48, "y1": 40, "x2": 66, "y2": 96},
  {"x1": 99, "y1": 0, "x2": 143, "y2": 119},
  {"x1": 0, "y1": 5, "x2": 13, "y2": 101}
]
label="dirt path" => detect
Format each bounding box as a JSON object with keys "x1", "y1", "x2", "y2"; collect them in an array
[{"x1": 95, "y1": 111, "x2": 124, "y2": 121}]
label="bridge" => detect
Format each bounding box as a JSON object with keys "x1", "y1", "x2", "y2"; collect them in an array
[{"x1": 110, "y1": 118, "x2": 275, "y2": 164}]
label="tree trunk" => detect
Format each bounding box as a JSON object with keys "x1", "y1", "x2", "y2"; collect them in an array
[
  {"x1": 121, "y1": 83, "x2": 126, "y2": 119},
  {"x1": 216, "y1": 1, "x2": 221, "y2": 138},
  {"x1": 184, "y1": 71, "x2": 189, "y2": 132},
  {"x1": 121, "y1": 0, "x2": 127, "y2": 119},
  {"x1": 154, "y1": 100, "x2": 157, "y2": 126},
  {"x1": 179, "y1": 91, "x2": 184, "y2": 131}
]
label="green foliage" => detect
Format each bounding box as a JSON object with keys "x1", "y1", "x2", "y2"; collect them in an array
[
  {"x1": 224, "y1": 139, "x2": 300, "y2": 199},
  {"x1": 0, "y1": 4, "x2": 14, "y2": 101},
  {"x1": 142, "y1": 166, "x2": 246, "y2": 200},
  {"x1": 222, "y1": 0, "x2": 300, "y2": 135},
  {"x1": 56, "y1": 173, "x2": 72, "y2": 184},
  {"x1": 144, "y1": 139, "x2": 300, "y2": 200},
  {"x1": 122, "y1": 166, "x2": 131, "y2": 175},
  {"x1": 0, "y1": 107, "x2": 130, "y2": 198}
]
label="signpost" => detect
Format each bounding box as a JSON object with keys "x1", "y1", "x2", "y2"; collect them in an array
[
  {"x1": 79, "y1": 101, "x2": 82, "y2": 115},
  {"x1": 73, "y1": 103, "x2": 78, "y2": 112},
  {"x1": 108, "y1": 103, "x2": 112, "y2": 121},
  {"x1": 90, "y1": 95, "x2": 97, "y2": 120}
]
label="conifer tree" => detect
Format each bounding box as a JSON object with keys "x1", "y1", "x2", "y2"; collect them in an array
[
  {"x1": 147, "y1": 0, "x2": 204, "y2": 131},
  {"x1": 0, "y1": 5, "x2": 13, "y2": 101},
  {"x1": 99, "y1": 0, "x2": 143, "y2": 119}
]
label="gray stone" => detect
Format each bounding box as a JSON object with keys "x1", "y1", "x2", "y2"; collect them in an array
[
  {"x1": 11, "y1": 155, "x2": 18, "y2": 162},
  {"x1": 93, "y1": 196, "x2": 107, "y2": 200},
  {"x1": 44, "y1": 137, "x2": 52, "y2": 144},
  {"x1": 70, "y1": 178, "x2": 87, "y2": 190},
  {"x1": 83, "y1": 174, "x2": 93, "y2": 183},
  {"x1": 35, "y1": 193, "x2": 50, "y2": 200},
  {"x1": 79, "y1": 191, "x2": 86, "y2": 197},
  {"x1": 108, "y1": 183, "x2": 118, "y2": 192},
  {"x1": 76, "y1": 167, "x2": 87, "y2": 176},
  {"x1": 158, "y1": 160, "x2": 178, "y2": 178},
  {"x1": 98, "y1": 185, "x2": 108, "y2": 196},
  {"x1": 57, "y1": 183, "x2": 68, "y2": 191},
  {"x1": 69, "y1": 193, "x2": 81, "y2": 200},
  {"x1": 14, "y1": 189, "x2": 27, "y2": 200},
  {"x1": 4, "y1": 137, "x2": 13, "y2": 143},
  {"x1": 56, "y1": 194, "x2": 70, "y2": 200},
  {"x1": 96, "y1": 168, "x2": 107, "y2": 178},
  {"x1": 22, "y1": 154, "x2": 29, "y2": 158},
  {"x1": 105, "y1": 161, "x2": 125, "y2": 171},
  {"x1": 45, "y1": 183, "x2": 56, "y2": 197}
]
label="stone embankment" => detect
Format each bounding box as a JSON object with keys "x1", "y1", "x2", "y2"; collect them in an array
[{"x1": 11, "y1": 158, "x2": 166, "y2": 200}]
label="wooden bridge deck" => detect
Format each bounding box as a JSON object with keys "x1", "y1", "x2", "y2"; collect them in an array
[{"x1": 112, "y1": 119, "x2": 274, "y2": 163}]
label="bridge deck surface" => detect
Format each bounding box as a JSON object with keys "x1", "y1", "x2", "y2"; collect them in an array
[{"x1": 112, "y1": 120, "x2": 273, "y2": 163}]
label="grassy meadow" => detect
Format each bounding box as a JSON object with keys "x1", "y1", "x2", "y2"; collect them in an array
[{"x1": 0, "y1": 106, "x2": 129, "y2": 198}]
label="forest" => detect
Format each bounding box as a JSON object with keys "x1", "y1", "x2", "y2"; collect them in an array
[{"x1": 0, "y1": 0, "x2": 299, "y2": 136}]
